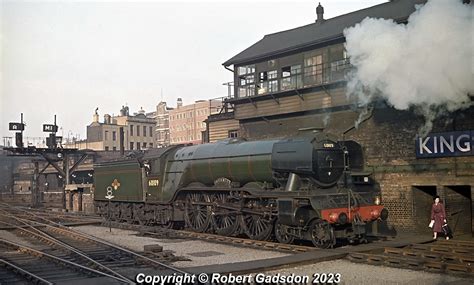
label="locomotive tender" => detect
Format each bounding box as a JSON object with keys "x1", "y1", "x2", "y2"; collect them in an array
[{"x1": 94, "y1": 133, "x2": 390, "y2": 248}]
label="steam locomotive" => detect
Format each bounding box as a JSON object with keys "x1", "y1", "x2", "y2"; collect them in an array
[{"x1": 94, "y1": 133, "x2": 391, "y2": 248}]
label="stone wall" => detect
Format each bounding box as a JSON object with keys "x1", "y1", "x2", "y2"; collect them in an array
[{"x1": 66, "y1": 188, "x2": 95, "y2": 214}]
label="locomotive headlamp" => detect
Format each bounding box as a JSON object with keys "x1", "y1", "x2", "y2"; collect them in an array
[
  {"x1": 370, "y1": 209, "x2": 380, "y2": 219},
  {"x1": 374, "y1": 196, "x2": 381, "y2": 205},
  {"x1": 380, "y1": 208, "x2": 389, "y2": 221},
  {"x1": 338, "y1": 212, "x2": 348, "y2": 224},
  {"x1": 329, "y1": 212, "x2": 339, "y2": 223}
]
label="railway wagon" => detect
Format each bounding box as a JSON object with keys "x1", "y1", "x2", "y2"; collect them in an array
[{"x1": 94, "y1": 133, "x2": 392, "y2": 248}]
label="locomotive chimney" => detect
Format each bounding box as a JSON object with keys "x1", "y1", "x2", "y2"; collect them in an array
[{"x1": 316, "y1": 2, "x2": 325, "y2": 24}]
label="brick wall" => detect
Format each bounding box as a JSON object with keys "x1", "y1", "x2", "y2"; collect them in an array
[{"x1": 240, "y1": 106, "x2": 474, "y2": 233}]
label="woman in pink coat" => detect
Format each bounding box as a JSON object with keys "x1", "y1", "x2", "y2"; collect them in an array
[{"x1": 431, "y1": 195, "x2": 447, "y2": 240}]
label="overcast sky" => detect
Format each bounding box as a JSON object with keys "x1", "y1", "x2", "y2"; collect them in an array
[{"x1": 1, "y1": 0, "x2": 386, "y2": 140}]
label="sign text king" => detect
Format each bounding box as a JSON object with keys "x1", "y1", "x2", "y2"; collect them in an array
[{"x1": 416, "y1": 130, "x2": 473, "y2": 158}]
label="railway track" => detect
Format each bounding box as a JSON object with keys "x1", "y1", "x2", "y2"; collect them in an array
[
  {"x1": 0, "y1": 203, "x2": 102, "y2": 230},
  {"x1": 0, "y1": 238, "x2": 126, "y2": 284},
  {"x1": 106, "y1": 220, "x2": 318, "y2": 254},
  {"x1": 144, "y1": 229, "x2": 317, "y2": 253},
  {"x1": 0, "y1": 204, "x2": 189, "y2": 284},
  {"x1": 347, "y1": 239, "x2": 474, "y2": 277}
]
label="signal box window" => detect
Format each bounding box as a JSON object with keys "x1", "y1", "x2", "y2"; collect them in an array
[
  {"x1": 228, "y1": 130, "x2": 238, "y2": 138},
  {"x1": 304, "y1": 54, "x2": 323, "y2": 86},
  {"x1": 238, "y1": 64, "x2": 255, "y2": 98},
  {"x1": 258, "y1": 70, "x2": 278, "y2": 94},
  {"x1": 330, "y1": 48, "x2": 349, "y2": 82},
  {"x1": 281, "y1": 65, "x2": 302, "y2": 91}
]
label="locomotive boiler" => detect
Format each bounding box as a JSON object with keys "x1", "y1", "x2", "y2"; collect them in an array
[{"x1": 94, "y1": 133, "x2": 391, "y2": 248}]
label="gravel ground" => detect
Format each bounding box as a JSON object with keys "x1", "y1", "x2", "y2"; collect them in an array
[
  {"x1": 73, "y1": 225, "x2": 288, "y2": 268},
  {"x1": 263, "y1": 260, "x2": 473, "y2": 285},
  {"x1": 0, "y1": 229, "x2": 37, "y2": 247},
  {"x1": 72, "y1": 226, "x2": 473, "y2": 284},
  {"x1": 3, "y1": 225, "x2": 471, "y2": 284}
]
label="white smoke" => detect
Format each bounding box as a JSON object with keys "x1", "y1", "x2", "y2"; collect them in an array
[
  {"x1": 323, "y1": 113, "x2": 331, "y2": 127},
  {"x1": 344, "y1": 0, "x2": 474, "y2": 135}
]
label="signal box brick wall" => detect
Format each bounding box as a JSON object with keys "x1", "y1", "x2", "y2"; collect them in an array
[{"x1": 240, "y1": 106, "x2": 474, "y2": 233}]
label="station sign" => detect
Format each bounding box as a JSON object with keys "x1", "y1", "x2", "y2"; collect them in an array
[
  {"x1": 43, "y1": 124, "x2": 58, "y2": 132},
  {"x1": 416, "y1": 130, "x2": 473, "y2": 158},
  {"x1": 9, "y1": 122, "x2": 25, "y2": 131}
]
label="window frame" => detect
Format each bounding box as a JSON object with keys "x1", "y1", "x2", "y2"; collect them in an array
[
  {"x1": 228, "y1": 130, "x2": 238, "y2": 138},
  {"x1": 237, "y1": 64, "x2": 256, "y2": 98}
]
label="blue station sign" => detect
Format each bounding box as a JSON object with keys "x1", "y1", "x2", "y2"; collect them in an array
[{"x1": 416, "y1": 130, "x2": 473, "y2": 158}]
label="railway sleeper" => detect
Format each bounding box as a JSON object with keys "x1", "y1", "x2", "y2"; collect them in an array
[
  {"x1": 349, "y1": 252, "x2": 473, "y2": 276},
  {"x1": 410, "y1": 244, "x2": 473, "y2": 255},
  {"x1": 446, "y1": 264, "x2": 473, "y2": 275},
  {"x1": 406, "y1": 250, "x2": 473, "y2": 264}
]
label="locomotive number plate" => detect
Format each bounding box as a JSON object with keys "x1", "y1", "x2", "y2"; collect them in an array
[
  {"x1": 323, "y1": 143, "x2": 334, "y2": 148},
  {"x1": 148, "y1": 179, "x2": 160, "y2": 187}
]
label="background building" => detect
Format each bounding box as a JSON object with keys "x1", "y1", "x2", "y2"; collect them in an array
[
  {"x1": 78, "y1": 106, "x2": 156, "y2": 151},
  {"x1": 169, "y1": 98, "x2": 222, "y2": 145},
  {"x1": 154, "y1": 101, "x2": 174, "y2": 147}
]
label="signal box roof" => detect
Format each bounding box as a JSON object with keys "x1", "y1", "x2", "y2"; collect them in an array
[{"x1": 223, "y1": 0, "x2": 426, "y2": 67}]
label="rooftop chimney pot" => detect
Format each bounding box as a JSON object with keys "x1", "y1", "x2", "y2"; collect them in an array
[{"x1": 316, "y1": 2, "x2": 325, "y2": 23}]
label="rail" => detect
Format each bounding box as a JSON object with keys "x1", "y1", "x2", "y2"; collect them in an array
[
  {"x1": 0, "y1": 203, "x2": 188, "y2": 276},
  {"x1": 0, "y1": 258, "x2": 53, "y2": 285},
  {"x1": 0, "y1": 212, "x2": 132, "y2": 283},
  {"x1": 0, "y1": 238, "x2": 129, "y2": 283}
]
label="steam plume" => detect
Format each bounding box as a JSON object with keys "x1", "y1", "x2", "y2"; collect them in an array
[{"x1": 344, "y1": 0, "x2": 473, "y2": 134}]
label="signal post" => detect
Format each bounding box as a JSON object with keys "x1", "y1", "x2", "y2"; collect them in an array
[{"x1": 5, "y1": 114, "x2": 91, "y2": 210}]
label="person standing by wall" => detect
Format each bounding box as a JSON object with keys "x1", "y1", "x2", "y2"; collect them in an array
[{"x1": 430, "y1": 195, "x2": 448, "y2": 240}]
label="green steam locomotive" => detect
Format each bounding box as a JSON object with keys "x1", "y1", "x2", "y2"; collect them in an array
[{"x1": 94, "y1": 133, "x2": 390, "y2": 248}]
